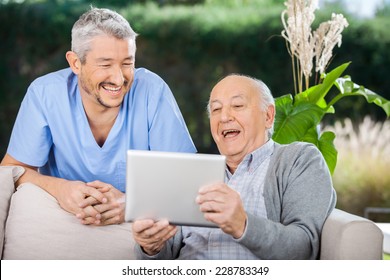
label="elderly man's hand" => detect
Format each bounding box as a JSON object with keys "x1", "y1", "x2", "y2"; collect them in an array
[
  {"x1": 196, "y1": 183, "x2": 247, "y2": 239},
  {"x1": 132, "y1": 219, "x2": 177, "y2": 256}
]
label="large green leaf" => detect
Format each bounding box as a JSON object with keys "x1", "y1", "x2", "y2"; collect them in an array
[
  {"x1": 300, "y1": 126, "x2": 319, "y2": 145},
  {"x1": 333, "y1": 77, "x2": 390, "y2": 116},
  {"x1": 273, "y1": 62, "x2": 388, "y2": 175},
  {"x1": 295, "y1": 62, "x2": 350, "y2": 108},
  {"x1": 273, "y1": 94, "x2": 326, "y2": 144},
  {"x1": 299, "y1": 127, "x2": 338, "y2": 174},
  {"x1": 317, "y1": 131, "x2": 337, "y2": 174}
]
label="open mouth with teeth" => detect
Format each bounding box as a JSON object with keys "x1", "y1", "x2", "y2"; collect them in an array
[
  {"x1": 222, "y1": 129, "x2": 240, "y2": 138},
  {"x1": 101, "y1": 84, "x2": 123, "y2": 96}
]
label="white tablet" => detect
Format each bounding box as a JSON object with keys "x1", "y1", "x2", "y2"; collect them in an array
[{"x1": 124, "y1": 150, "x2": 226, "y2": 227}]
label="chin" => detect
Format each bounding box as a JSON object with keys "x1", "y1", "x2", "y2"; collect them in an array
[{"x1": 219, "y1": 147, "x2": 240, "y2": 157}]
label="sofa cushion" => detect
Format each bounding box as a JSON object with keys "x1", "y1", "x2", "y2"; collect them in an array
[
  {"x1": 3, "y1": 182, "x2": 135, "y2": 259},
  {"x1": 0, "y1": 166, "x2": 24, "y2": 258}
]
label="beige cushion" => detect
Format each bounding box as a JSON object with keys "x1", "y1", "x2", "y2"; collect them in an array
[
  {"x1": 0, "y1": 166, "x2": 25, "y2": 258},
  {"x1": 320, "y1": 208, "x2": 384, "y2": 260},
  {"x1": 3, "y1": 182, "x2": 135, "y2": 260}
]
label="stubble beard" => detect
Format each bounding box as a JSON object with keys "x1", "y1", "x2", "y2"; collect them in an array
[{"x1": 80, "y1": 77, "x2": 128, "y2": 109}]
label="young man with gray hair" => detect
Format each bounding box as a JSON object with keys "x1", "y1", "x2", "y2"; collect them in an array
[
  {"x1": 1, "y1": 8, "x2": 196, "y2": 226},
  {"x1": 132, "y1": 74, "x2": 336, "y2": 259}
]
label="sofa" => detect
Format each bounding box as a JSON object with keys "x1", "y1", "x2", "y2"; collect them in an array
[
  {"x1": 0, "y1": 166, "x2": 384, "y2": 260},
  {"x1": 0, "y1": 166, "x2": 135, "y2": 260}
]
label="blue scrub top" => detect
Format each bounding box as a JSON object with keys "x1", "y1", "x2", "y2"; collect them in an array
[{"x1": 7, "y1": 67, "x2": 196, "y2": 192}]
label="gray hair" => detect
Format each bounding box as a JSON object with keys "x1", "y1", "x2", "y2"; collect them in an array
[
  {"x1": 207, "y1": 74, "x2": 276, "y2": 138},
  {"x1": 71, "y1": 7, "x2": 138, "y2": 64}
]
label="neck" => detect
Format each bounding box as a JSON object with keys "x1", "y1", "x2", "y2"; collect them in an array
[
  {"x1": 225, "y1": 138, "x2": 270, "y2": 174},
  {"x1": 82, "y1": 100, "x2": 120, "y2": 147},
  {"x1": 226, "y1": 156, "x2": 244, "y2": 174}
]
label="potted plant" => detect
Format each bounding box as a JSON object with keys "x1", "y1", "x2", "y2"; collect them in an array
[{"x1": 272, "y1": 0, "x2": 390, "y2": 174}]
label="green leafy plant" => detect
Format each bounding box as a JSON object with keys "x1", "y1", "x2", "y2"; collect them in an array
[{"x1": 272, "y1": 0, "x2": 390, "y2": 174}]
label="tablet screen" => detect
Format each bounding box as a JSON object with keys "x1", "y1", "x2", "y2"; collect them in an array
[{"x1": 124, "y1": 150, "x2": 226, "y2": 227}]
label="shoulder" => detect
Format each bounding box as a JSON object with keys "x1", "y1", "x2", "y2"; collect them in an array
[
  {"x1": 130, "y1": 68, "x2": 174, "y2": 105},
  {"x1": 24, "y1": 68, "x2": 76, "y2": 107},
  {"x1": 273, "y1": 141, "x2": 320, "y2": 162},
  {"x1": 270, "y1": 141, "x2": 327, "y2": 177},
  {"x1": 31, "y1": 68, "x2": 75, "y2": 88},
  {"x1": 133, "y1": 68, "x2": 167, "y2": 88}
]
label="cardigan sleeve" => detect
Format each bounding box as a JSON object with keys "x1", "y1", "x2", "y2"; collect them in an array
[{"x1": 237, "y1": 142, "x2": 336, "y2": 259}]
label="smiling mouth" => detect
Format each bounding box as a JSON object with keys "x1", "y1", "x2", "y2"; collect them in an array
[
  {"x1": 102, "y1": 84, "x2": 122, "y2": 94},
  {"x1": 222, "y1": 129, "x2": 240, "y2": 138}
]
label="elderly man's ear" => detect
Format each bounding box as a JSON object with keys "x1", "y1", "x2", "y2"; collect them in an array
[{"x1": 265, "y1": 105, "x2": 275, "y2": 127}]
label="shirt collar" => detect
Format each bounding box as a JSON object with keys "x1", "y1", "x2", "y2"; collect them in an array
[{"x1": 226, "y1": 139, "x2": 275, "y2": 177}]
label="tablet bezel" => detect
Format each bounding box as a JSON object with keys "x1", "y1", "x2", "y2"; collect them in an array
[{"x1": 124, "y1": 150, "x2": 226, "y2": 228}]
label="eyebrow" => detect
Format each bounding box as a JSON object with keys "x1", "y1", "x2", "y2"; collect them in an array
[{"x1": 210, "y1": 100, "x2": 222, "y2": 106}]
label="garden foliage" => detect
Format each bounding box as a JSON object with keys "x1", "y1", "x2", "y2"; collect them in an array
[{"x1": 1, "y1": 0, "x2": 390, "y2": 156}]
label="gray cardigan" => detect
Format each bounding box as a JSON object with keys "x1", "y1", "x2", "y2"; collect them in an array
[
  {"x1": 238, "y1": 141, "x2": 336, "y2": 259},
  {"x1": 136, "y1": 141, "x2": 336, "y2": 259}
]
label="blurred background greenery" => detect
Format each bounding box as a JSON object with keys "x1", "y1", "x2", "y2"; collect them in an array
[{"x1": 0, "y1": 0, "x2": 389, "y2": 220}]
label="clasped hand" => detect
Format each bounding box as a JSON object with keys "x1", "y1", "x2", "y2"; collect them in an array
[{"x1": 56, "y1": 180, "x2": 125, "y2": 226}]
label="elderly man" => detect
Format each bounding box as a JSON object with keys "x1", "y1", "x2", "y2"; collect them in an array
[{"x1": 132, "y1": 74, "x2": 336, "y2": 259}]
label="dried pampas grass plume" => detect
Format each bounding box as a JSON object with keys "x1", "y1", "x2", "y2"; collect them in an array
[{"x1": 281, "y1": 0, "x2": 348, "y2": 93}]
